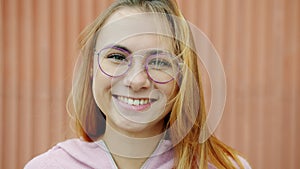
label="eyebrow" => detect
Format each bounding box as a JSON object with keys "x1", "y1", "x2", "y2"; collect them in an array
[
  {"x1": 147, "y1": 49, "x2": 165, "y2": 55},
  {"x1": 103, "y1": 44, "x2": 168, "y2": 56},
  {"x1": 107, "y1": 44, "x2": 132, "y2": 54}
]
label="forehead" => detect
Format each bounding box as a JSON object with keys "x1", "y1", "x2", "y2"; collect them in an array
[{"x1": 96, "y1": 7, "x2": 174, "y2": 51}]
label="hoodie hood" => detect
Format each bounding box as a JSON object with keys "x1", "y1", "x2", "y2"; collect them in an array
[
  {"x1": 56, "y1": 138, "x2": 174, "y2": 169},
  {"x1": 25, "y1": 138, "x2": 224, "y2": 169}
]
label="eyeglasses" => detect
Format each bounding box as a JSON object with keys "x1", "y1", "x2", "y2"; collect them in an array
[{"x1": 95, "y1": 46, "x2": 182, "y2": 84}]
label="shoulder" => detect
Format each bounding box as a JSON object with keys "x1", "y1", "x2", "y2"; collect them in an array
[
  {"x1": 237, "y1": 155, "x2": 252, "y2": 169},
  {"x1": 229, "y1": 155, "x2": 252, "y2": 169},
  {"x1": 208, "y1": 155, "x2": 252, "y2": 169},
  {"x1": 24, "y1": 138, "x2": 104, "y2": 169},
  {"x1": 24, "y1": 142, "x2": 71, "y2": 169}
]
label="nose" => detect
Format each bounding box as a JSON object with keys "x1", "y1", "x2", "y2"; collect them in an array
[{"x1": 123, "y1": 60, "x2": 151, "y2": 91}]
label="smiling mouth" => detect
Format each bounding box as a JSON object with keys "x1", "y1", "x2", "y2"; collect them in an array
[{"x1": 112, "y1": 95, "x2": 157, "y2": 106}]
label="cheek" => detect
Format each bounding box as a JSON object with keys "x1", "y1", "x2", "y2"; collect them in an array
[
  {"x1": 92, "y1": 72, "x2": 113, "y2": 113},
  {"x1": 155, "y1": 81, "x2": 179, "y2": 116},
  {"x1": 93, "y1": 72, "x2": 110, "y2": 93},
  {"x1": 157, "y1": 81, "x2": 179, "y2": 100}
]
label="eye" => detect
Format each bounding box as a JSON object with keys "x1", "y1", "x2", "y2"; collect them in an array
[
  {"x1": 106, "y1": 53, "x2": 128, "y2": 63},
  {"x1": 148, "y1": 58, "x2": 172, "y2": 69}
]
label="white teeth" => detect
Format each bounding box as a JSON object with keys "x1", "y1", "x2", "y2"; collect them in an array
[
  {"x1": 117, "y1": 96, "x2": 150, "y2": 106},
  {"x1": 133, "y1": 100, "x2": 139, "y2": 106},
  {"x1": 128, "y1": 98, "x2": 133, "y2": 105},
  {"x1": 140, "y1": 100, "x2": 144, "y2": 105}
]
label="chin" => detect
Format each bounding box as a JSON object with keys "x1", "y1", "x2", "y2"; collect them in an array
[{"x1": 108, "y1": 114, "x2": 164, "y2": 137}]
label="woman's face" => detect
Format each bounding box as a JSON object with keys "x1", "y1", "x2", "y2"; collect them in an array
[{"x1": 92, "y1": 8, "x2": 179, "y2": 137}]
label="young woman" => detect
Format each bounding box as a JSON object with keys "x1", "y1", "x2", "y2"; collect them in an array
[{"x1": 25, "y1": 0, "x2": 251, "y2": 168}]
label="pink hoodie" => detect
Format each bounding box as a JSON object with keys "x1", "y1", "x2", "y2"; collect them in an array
[{"x1": 24, "y1": 138, "x2": 250, "y2": 169}]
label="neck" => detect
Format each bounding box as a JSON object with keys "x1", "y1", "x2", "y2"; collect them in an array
[
  {"x1": 102, "y1": 123, "x2": 165, "y2": 157},
  {"x1": 101, "y1": 124, "x2": 165, "y2": 169}
]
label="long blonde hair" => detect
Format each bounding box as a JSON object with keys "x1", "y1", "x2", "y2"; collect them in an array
[{"x1": 67, "y1": 0, "x2": 245, "y2": 168}]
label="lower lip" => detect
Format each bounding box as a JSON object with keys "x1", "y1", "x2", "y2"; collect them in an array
[{"x1": 114, "y1": 98, "x2": 152, "y2": 112}]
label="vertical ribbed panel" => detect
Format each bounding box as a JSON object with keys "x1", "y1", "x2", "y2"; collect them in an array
[
  {"x1": 18, "y1": 0, "x2": 33, "y2": 167},
  {"x1": 3, "y1": 1, "x2": 18, "y2": 169},
  {"x1": 0, "y1": 0, "x2": 299, "y2": 169},
  {"x1": 0, "y1": 0, "x2": 3, "y2": 168}
]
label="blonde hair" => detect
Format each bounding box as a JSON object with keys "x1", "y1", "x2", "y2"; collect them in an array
[{"x1": 67, "y1": 0, "x2": 245, "y2": 168}]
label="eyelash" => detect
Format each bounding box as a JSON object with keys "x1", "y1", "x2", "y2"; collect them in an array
[
  {"x1": 106, "y1": 53, "x2": 128, "y2": 62},
  {"x1": 148, "y1": 59, "x2": 171, "y2": 68}
]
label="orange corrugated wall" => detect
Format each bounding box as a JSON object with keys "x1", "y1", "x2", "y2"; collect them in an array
[{"x1": 0, "y1": 0, "x2": 299, "y2": 168}]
